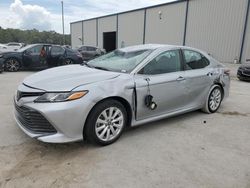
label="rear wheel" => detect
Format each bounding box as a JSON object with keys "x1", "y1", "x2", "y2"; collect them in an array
[
  {"x1": 5, "y1": 58, "x2": 20, "y2": 72},
  {"x1": 62, "y1": 58, "x2": 74, "y2": 65},
  {"x1": 84, "y1": 99, "x2": 127, "y2": 146},
  {"x1": 202, "y1": 85, "x2": 222, "y2": 113}
]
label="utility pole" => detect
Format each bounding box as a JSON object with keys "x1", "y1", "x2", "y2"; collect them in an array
[{"x1": 61, "y1": 0, "x2": 65, "y2": 45}]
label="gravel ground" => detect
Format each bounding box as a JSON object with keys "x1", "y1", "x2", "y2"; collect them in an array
[{"x1": 0, "y1": 63, "x2": 250, "y2": 188}]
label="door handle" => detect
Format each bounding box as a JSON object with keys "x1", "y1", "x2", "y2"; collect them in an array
[{"x1": 176, "y1": 76, "x2": 185, "y2": 81}]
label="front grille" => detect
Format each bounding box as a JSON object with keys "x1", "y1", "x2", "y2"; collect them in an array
[
  {"x1": 15, "y1": 102, "x2": 57, "y2": 134},
  {"x1": 16, "y1": 91, "x2": 44, "y2": 101}
]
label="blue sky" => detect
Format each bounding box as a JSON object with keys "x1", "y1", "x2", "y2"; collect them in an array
[{"x1": 0, "y1": 0, "x2": 174, "y2": 34}]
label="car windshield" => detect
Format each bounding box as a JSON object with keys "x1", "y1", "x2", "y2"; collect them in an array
[
  {"x1": 87, "y1": 49, "x2": 152, "y2": 73},
  {"x1": 17, "y1": 44, "x2": 36, "y2": 52}
]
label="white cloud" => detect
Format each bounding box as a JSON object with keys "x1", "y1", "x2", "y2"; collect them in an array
[{"x1": 10, "y1": 0, "x2": 52, "y2": 31}]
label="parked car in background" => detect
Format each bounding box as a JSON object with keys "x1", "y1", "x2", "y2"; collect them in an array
[
  {"x1": 6, "y1": 42, "x2": 24, "y2": 51},
  {"x1": 0, "y1": 44, "x2": 8, "y2": 51},
  {"x1": 0, "y1": 58, "x2": 3, "y2": 73},
  {"x1": 237, "y1": 64, "x2": 250, "y2": 81},
  {"x1": 13, "y1": 44, "x2": 230, "y2": 145},
  {"x1": 0, "y1": 44, "x2": 83, "y2": 72},
  {"x1": 77, "y1": 45, "x2": 106, "y2": 61}
]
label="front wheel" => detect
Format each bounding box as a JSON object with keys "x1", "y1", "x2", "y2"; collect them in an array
[
  {"x1": 84, "y1": 99, "x2": 127, "y2": 146},
  {"x1": 5, "y1": 58, "x2": 20, "y2": 72},
  {"x1": 202, "y1": 85, "x2": 223, "y2": 113}
]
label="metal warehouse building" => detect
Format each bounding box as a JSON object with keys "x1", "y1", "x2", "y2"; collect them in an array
[{"x1": 70, "y1": 0, "x2": 250, "y2": 63}]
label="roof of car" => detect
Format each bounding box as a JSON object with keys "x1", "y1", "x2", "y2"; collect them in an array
[{"x1": 119, "y1": 44, "x2": 180, "y2": 52}]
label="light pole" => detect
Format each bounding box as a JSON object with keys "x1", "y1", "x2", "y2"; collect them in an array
[{"x1": 61, "y1": 0, "x2": 65, "y2": 45}]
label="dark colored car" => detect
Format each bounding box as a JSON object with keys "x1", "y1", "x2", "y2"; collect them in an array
[
  {"x1": 237, "y1": 64, "x2": 250, "y2": 81},
  {"x1": 0, "y1": 59, "x2": 3, "y2": 73},
  {"x1": 0, "y1": 44, "x2": 83, "y2": 72},
  {"x1": 77, "y1": 46, "x2": 106, "y2": 61}
]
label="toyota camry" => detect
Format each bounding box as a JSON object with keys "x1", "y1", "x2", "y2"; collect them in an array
[{"x1": 14, "y1": 44, "x2": 230, "y2": 145}]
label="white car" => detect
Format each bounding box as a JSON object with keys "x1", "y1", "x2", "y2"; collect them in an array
[{"x1": 6, "y1": 42, "x2": 23, "y2": 51}]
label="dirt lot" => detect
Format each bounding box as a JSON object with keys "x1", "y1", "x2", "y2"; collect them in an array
[{"x1": 0, "y1": 64, "x2": 250, "y2": 188}]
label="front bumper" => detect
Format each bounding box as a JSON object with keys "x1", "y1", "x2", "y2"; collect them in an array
[
  {"x1": 14, "y1": 84, "x2": 95, "y2": 143},
  {"x1": 237, "y1": 69, "x2": 250, "y2": 81}
]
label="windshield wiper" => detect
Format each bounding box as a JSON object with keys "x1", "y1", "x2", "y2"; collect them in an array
[{"x1": 93, "y1": 66, "x2": 110, "y2": 71}]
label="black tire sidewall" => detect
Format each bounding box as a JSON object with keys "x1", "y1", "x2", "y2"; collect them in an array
[
  {"x1": 208, "y1": 86, "x2": 222, "y2": 113},
  {"x1": 84, "y1": 99, "x2": 127, "y2": 146}
]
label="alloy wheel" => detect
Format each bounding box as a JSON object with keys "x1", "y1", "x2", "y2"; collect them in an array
[
  {"x1": 63, "y1": 59, "x2": 73, "y2": 65},
  {"x1": 5, "y1": 58, "x2": 20, "y2": 72},
  {"x1": 209, "y1": 88, "x2": 222, "y2": 111},
  {"x1": 95, "y1": 107, "x2": 124, "y2": 142}
]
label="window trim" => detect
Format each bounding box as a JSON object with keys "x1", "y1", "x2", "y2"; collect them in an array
[
  {"x1": 181, "y1": 49, "x2": 210, "y2": 70},
  {"x1": 137, "y1": 49, "x2": 184, "y2": 75}
]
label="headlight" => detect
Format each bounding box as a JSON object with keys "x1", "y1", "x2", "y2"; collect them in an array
[
  {"x1": 0, "y1": 54, "x2": 3, "y2": 58},
  {"x1": 34, "y1": 91, "x2": 88, "y2": 103}
]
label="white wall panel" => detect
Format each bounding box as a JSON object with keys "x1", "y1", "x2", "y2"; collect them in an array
[
  {"x1": 118, "y1": 10, "x2": 144, "y2": 47},
  {"x1": 242, "y1": 7, "x2": 250, "y2": 64},
  {"x1": 186, "y1": 0, "x2": 247, "y2": 62},
  {"x1": 71, "y1": 22, "x2": 83, "y2": 48},
  {"x1": 83, "y1": 20, "x2": 97, "y2": 46},
  {"x1": 145, "y1": 2, "x2": 186, "y2": 45}
]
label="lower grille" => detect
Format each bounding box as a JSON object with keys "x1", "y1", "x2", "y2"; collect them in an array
[{"x1": 15, "y1": 102, "x2": 57, "y2": 134}]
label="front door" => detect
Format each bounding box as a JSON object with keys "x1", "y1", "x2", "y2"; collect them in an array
[
  {"x1": 23, "y1": 45, "x2": 47, "y2": 68},
  {"x1": 134, "y1": 49, "x2": 188, "y2": 120}
]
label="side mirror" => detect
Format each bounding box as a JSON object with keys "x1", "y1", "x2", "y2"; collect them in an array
[{"x1": 24, "y1": 50, "x2": 31, "y2": 55}]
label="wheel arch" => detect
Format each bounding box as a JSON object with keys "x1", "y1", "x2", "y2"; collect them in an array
[
  {"x1": 4, "y1": 57, "x2": 22, "y2": 70},
  {"x1": 83, "y1": 96, "x2": 133, "y2": 137},
  {"x1": 213, "y1": 81, "x2": 224, "y2": 99}
]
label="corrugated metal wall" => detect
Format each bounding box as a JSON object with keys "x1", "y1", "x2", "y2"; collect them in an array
[
  {"x1": 71, "y1": 0, "x2": 249, "y2": 63},
  {"x1": 97, "y1": 15, "x2": 117, "y2": 49},
  {"x1": 118, "y1": 10, "x2": 144, "y2": 48},
  {"x1": 83, "y1": 20, "x2": 97, "y2": 47},
  {"x1": 145, "y1": 2, "x2": 186, "y2": 45},
  {"x1": 186, "y1": 0, "x2": 247, "y2": 62},
  {"x1": 70, "y1": 22, "x2": 83, "y2": 48},
  {"x1": 242, "y1": 3, "x2": 250, "y2": 64}
]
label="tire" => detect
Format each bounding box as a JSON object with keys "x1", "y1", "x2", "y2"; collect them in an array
[
  {"x1": 62, "y1": 58, "x2": 74, "y2": 65},
  {"x1": 202, "y1": 85, "x2": 223, "y2": 113},
  {"x1": 4, "y1": 58, "x2": 20, "y2": 72},
  {"x1": 84, "y1": 99, "x2": 127, "y2": 146}
]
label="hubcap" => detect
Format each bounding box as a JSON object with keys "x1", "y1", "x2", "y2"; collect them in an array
[
  {"x1": 209, "y1": 88, "x2": 222, "y2": 111},
  {"x1": 6, "y1": 59, "x2": 19, "y2": 71},
  {"x1": 95, "y1": 107, "x2": 124, "y2": 142}
]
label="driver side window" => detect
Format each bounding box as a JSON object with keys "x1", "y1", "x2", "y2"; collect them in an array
[
  {"x1": 139, "y1": 50, "x2": 181, "y2": 75},
  {"x1": 28, "y1": 45, "x2": 43, "y2": 55}
]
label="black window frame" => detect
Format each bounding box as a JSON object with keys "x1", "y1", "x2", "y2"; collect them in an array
[
  {"x1": 138, "y1": 49, "x2": 185, "y2": 75},
  {"x1": 180, "y1": 49, "x2": 210, "y2": 70}
]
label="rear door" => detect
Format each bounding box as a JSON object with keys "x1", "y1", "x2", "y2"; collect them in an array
[
  {"x1": 134, "y1": 49, "x2": 188, "y2": 120},
  {"x1": 181, "y1": 49, "x2": 214, "y2": 108},
  {"x1": 48, "y1": 46, "x2": 65, "y2": 67}
]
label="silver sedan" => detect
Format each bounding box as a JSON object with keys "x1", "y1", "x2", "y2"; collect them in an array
[{"x1": 14, "y1": 44, "x2": 230, "y2": 145}]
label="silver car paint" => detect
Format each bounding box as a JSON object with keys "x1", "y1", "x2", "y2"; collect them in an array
[{"x1": 14, "y1": 44, "x2": 230, "y2": 143}]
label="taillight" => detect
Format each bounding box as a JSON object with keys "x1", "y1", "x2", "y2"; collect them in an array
[{"x1": 224, "y1": 68, "x2": 230, "y2": 76}]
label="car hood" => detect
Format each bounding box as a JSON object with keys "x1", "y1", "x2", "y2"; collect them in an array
[
  {"x1": 0, "y1": 51, "x2": 20, "y2": 55},
  {"x1": 23, "y1": 65, "x2": 121, "y2": 91}
]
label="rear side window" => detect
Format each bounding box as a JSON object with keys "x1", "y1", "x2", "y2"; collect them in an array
[
  {"x1": 51, "y1": 46, "x2": 64, "y2": 55},
  {"x1": 183, "y1": 50, "x2": 210, "y2": 70},
  {"x1": 86, "y1": 47, "x2": 96, "y2": 51}
]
